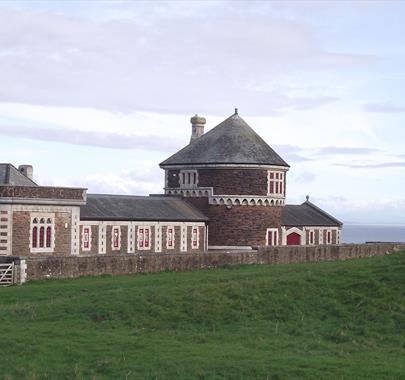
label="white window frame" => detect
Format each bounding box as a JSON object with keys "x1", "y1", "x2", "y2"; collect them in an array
[
  {"x1": 30, "y1": 213, "x2": 55, "y2": 253},
  {"x1": 111, "y1": 226, "x2": 121, "y2": 251},
  {"x1": 137, "y1": 226, "x2": 151, "y2": 250},
  {"x1": 191, "y1": 226, "x2": 199, "y2": 249},
  {"x1": 81, "y1": 225, "x2": 92, "y2": 252},
  {"x1": 180, "y1": 170, "x2": 198, "y2": 188},
  {"x1": 166, "y1": 226, "x2": 175, "y2": 250},
  {"x1": 266, "y1": 228, "x2": 279, "y2": 246},
  {"x1": 268, "y1": 171, "x2": 284, "y2": 196}
]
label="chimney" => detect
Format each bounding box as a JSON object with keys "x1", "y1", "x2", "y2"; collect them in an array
[
  {"x1": 18, "y1": 165, "x2": 33, "y2": 180},
  {"x1": 190, "y1": 114, "x2": 206, "y2": 143}
]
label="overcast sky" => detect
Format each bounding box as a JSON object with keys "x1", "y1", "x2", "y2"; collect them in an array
[{"x1": 1, "y1": 1, "x2": 405, "y2": 223}]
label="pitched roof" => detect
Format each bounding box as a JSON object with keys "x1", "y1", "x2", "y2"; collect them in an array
[
  {"x1": 80, "y1": 194, "x2": 208, "y2": 222},
  {"x1": 160, "y1": 113, "x2": 289, "y2": 167},
  {"x1": 0, "y1": 164, "x2": 37, "y2": 186},
  {"x1": 282, "y1": 201, "x2": 342, "y2": 227}
]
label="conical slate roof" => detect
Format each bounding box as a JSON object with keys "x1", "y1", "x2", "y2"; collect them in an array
[{"x1": 160, "y1": 113, "x2": 289, "y2": 167}]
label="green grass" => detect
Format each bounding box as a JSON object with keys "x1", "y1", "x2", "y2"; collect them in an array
[{"x1": 1, "y1": 253, "x2": 405, "y2": 380}]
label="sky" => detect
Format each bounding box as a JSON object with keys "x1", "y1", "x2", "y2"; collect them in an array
[{"x1": 1, "y1": 0, "x2": 405, "y2": 224}]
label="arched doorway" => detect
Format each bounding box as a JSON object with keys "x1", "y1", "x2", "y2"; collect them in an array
[{"x1": 287, "y1": 232, "x2": 301, "y2": 245}]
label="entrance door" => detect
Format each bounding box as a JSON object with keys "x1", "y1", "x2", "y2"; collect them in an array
[{"x1": 287, "y1": 232, "x2": 301, "y2": 245}]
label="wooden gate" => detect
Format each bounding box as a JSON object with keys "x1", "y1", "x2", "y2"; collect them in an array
[{"x1": 0, "y1": 262, "x2": 14, "y2": 286}]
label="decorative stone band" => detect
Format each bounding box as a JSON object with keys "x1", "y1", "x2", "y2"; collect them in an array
[
  {"x1": 210, "y1": 196, "x2": 285, "y2": 206},
  {"x1": 165, "y1": 187, "x2": 212, "y2": 197},
  {"x1": 0, "y1": 186, "x2": 87, "y2": 206},
  {"x1": 164, "y1": 187, "x2": 285, "y2": 206}
]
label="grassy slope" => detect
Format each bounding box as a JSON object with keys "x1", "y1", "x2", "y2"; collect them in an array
[{"x1": 1, "y1": 253, "x2": 405, "y2": 380}]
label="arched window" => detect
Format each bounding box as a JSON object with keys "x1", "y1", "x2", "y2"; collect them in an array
[
  {"x1": 31, "y1": 215, "x2": 54, "y2": 252},
  {"x1": 39, "y1": 227, "x2": 45, "y2": 248},
  {"x1": 32, "y1": 226, "x2": 38, "y2": 248},
  {"x1": 46, "y1": 226, "x2": 52, "y2": 248}
]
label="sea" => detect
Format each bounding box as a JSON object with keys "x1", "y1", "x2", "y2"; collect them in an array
[{"x1": 342, "y1": 224, "x2": 405, "y2": 244}]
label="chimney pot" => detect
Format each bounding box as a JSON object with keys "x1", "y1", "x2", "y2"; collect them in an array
[
  {"x1": 18, "y1": 165, "x2": 33, "y2": 180},
  {"x1": 190, "y1": 114, "x2": 206, "y2": 143}
]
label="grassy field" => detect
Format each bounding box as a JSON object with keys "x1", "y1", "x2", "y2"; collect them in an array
[{"x1": 1, "y1": 253, "x2": 405, "y2": 380}]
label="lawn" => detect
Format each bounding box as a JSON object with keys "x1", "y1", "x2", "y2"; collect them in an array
[{"x1": 1, "y1": 252, "x2": 405, "y2": 379}]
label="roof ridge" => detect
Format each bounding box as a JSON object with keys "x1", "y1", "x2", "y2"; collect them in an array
[{"x1": 303, "y1": 201, "x2": 343, "y2": 226}]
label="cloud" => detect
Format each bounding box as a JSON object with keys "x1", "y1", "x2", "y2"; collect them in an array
[
  {"x1": 334, "y1": 161, "x2": 405, "y2": 169},
  {"x1": 315, "y1": 146, "x2": 379, "y2": 156},
  {"x1": 363, "y1": 103, "x2": 405, "y2": 113},
  {"x1": 273, "y1": 144, "x2": 313, "y2": 163},
  {"x1": 0, "y1": 124, "x2": 180, "y2": 152},
  {"x1": 0, "y1": 4, "x2": 374, "y2": 115},
  {"x1": 39, "y1": 166, "x2": 163, "y2": 195},
  {"x1": 292, "y1": 171, "x2": 316, "y2": 184}
]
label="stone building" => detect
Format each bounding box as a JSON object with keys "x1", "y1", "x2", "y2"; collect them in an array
[
  {"x1": 161, "y1": 110, "x2": 342, "y2": 248},
  {"x1": 0, "y1": 111, "x2": 341, "y2": 257}
]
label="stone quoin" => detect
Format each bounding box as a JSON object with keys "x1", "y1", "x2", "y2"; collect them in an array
[{"x1": 0, "y1": 111, "x2": 342, "y2": 257}]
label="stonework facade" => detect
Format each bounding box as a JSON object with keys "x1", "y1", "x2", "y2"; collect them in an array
[{"x1": 0, "y1": 111, "x2": 342, "y2": 258}]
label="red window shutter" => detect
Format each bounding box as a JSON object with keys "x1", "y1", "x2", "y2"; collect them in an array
[
  {"x1": 168, "y1": 228, "x2": 173, "y2": 247},
  {"x1": 269, "y1": 181, "x2": 274, "y2": 194},
  {"x1": 192, "y1": 228, "x2": 198, "y2": 247},
  {"x1": 267, "y1": 231, "x2": 273, "y2": 245},
  {"x1": 84, "y1": 228, "x2": 89, "y2": 248},
  {"x1": 145, "y1": 229, "x2": 149, "y2": 248},
  {"x1": 139, "y1": 228, "x2": 144, "y2": 248},
  {"x1": 275, "y1": 182, "x2": 279, "y2": 194},
  {"x1": 113, "y1": 228, "x2": 119, "y2": 248}
]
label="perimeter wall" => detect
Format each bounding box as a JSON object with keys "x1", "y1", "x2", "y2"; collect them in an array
[{"x1": 20, "y1": 243, "x2": 405, "y2": 281}]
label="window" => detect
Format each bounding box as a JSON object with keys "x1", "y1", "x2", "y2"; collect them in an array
[
  {"x1": 266, "y1": 228, "x2": 279, "y2": 246},
  {"x1": 82, "y1": 226, "x2": 91, "y2": 251},
  {"x1": 180, "y1": 170, "x2": 198, "y2": 188},
  {"x1": 191, "y1": 227, "x2": 199, "y2": 249},
  {"x1": 326, "y1": 230, "x2": 332, "y2": 244},
  {"x1": 308, "y1": 230, "x2": 315, "y2": 245},
  {"x1": 31, "y1": 215, "x2": 54, "y2": 253},
  {"x1": 268, "y1": 171, "x2": 284, "y2": 196},
  {"x1": 166, "y1": 226, "x2": 175, "y2": 249},
  {"x1": 138, "y1": 226, "x2": 151, "y2": 250},
  {"x1": 111, "y1": 226, "x2": 121, "y2": 251}
]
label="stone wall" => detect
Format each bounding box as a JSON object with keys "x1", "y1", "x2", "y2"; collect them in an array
[
  {"x1": 186, "y1": 198, "x2": 282, "y2": 246},
  {"x1": 198, "y1": 168, "x2": 269, "y2": 196},
  {"x1": 24, "y1": 243, "x2": 405, "y2": 281},
  {"x1": 12, "y1": 210, "x2": 73, "y2": 256},
  {"x1": 0, "y1": 185, "x2": 86, "y2": 201}
]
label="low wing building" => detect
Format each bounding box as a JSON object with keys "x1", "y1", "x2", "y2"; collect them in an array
[{"x1": 0, "y1": 111, "x2": 342, "y2": 257}]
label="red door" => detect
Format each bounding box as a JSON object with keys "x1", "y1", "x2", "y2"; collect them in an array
[{"x1": 287, "y1": 232, "x2": 301, "y2": 245}]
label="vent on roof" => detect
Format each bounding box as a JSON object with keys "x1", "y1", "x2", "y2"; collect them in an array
[{"x1": 18, "y1": 165, "x2": 33, "y2": 180}]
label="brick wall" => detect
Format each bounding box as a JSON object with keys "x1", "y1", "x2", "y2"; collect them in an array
[
  {"x1": 186, "y1": 198, "x2": 282, "y2": 246},
  {"x1": 23, "y1": 243, "x2": 405, "y2": 281},
  {"x1": 12, "y1": 211, "x2": 72, "y2": 256},
  {"x1": 197, "y1": 168, "x2": 269, "y2": 196},
  {"x1": 166, "y1": 168, "x2": 270, "y2": 196}
]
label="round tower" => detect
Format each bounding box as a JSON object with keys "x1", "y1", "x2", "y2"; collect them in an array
[{"x1": 160, "y1": 111, "x2": 289, "y2": 248}]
